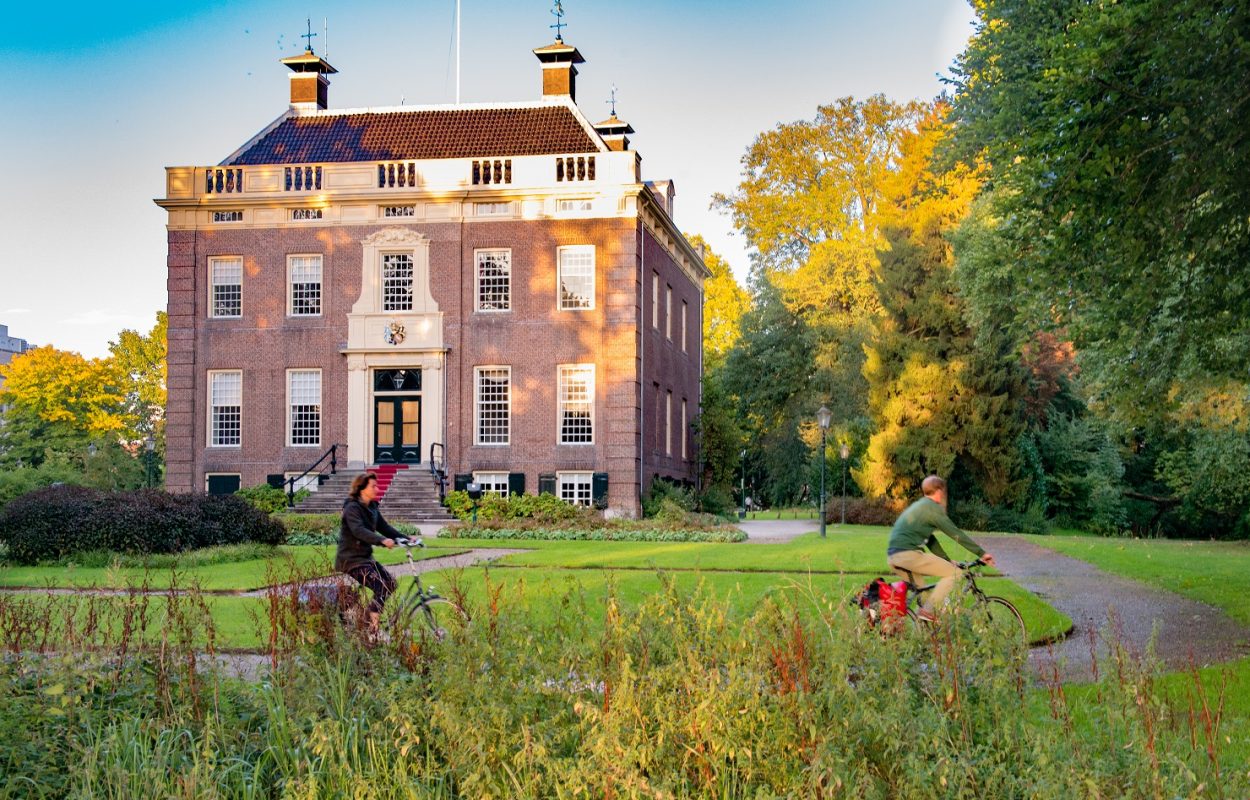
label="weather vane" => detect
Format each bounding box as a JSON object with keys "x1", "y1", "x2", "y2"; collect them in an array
[
  {"x1": 301, "y1": 18, "x2": 318, "y2": 53},
  {"x1": 606, "y1": 84, "x2": 619, "y2": 117},
  {"x1": 550, "y1": 0, "x2": 566, "y2": 42}
]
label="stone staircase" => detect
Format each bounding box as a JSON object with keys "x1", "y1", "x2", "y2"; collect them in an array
[{"x1": 289, "y1": 464, "x2": 456, "y2": 524}]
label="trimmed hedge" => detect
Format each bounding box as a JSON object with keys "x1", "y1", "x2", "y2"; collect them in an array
[
  {"x1": 0, "y1": 485, "x2": 285, "y2": 565},
  {"x1": 440, "y1": 523, "x2": 747, "y2": 543}
]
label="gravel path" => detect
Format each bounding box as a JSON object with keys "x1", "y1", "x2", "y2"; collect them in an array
[
  {"x1": 737, "y1": 519, "x2": 819, "y2": 543},
  {"x1": 988, "y1": 535, "x2": 1250, "y2": 681}
]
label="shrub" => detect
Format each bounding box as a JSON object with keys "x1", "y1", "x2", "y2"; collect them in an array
[
  {"x1": 696, "y1": 484, "x2": 735, "y2": 517},
  {"x1": 838, "y1": 496, "x2": 900, "y2": 526},
  {"x1": 440, "y1": 525, "x2": 746, "y2": 543},
  {"x1": 443, "y1": 490, "x2": 583, "y2": 523},
  {"x1": 278, "y1": 512, "x2": 342, "y2": 545},
  {"x1": 0, "y1": 485, "x2": 285, "y2": 565},
  {"x1": 236, "y1": 483, "x2": 300, "y2": 514},
  {"x1": 642, "y1": 477, "x2": 695, "y2": 518},
  {"x1": 0, "y1": 462, "x2": 84, "y2": 510}
]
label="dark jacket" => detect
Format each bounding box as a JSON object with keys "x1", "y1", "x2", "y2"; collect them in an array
[{"x1": 336, "y1": 498, "x2": 403, "y2": 573}]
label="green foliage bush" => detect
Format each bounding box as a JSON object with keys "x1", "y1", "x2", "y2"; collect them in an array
[
  {"x1": 696, "y1": 484, "x2": 735, "y2": 517},
  {"x1": 0, "y1": 485, "x2": 285, "y2": 565},
  {"x1": 277, "y1": 512, "x2": 341, "y2": 546},
  {"x1": 0, "y1": 462, "x2": 83, "y2": 509},
  {"x1": 235, "y1": 483, "x2": 308, "y2": 514},
  {"x1": 443, "y1": 490, "x2": 582, "y2": 523},
  {"x1": 440, "y1": 524, "x2": 746, "y2": 543},
  {"x1": 642, "y1": 477, "x2": 695, "y2": 518},
  {"x1": 839, "y1": 496, "x2": 900, "y2": 526}
]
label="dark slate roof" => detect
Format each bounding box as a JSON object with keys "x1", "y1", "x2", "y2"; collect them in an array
[{"x1": 228, "y1": 106, "x2": 600, "y2": 165}]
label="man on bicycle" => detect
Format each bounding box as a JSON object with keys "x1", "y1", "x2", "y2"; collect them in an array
[{"x1": 887, "y1": 475, "x2": 996, "y2": 621}]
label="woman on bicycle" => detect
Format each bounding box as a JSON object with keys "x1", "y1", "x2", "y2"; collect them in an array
[
  {"x1": 887, "y1": 475, "x2": 996, "y2": 621},
  {"x1": 337, "y1": 472, "x2": 401, "y2": 636}
]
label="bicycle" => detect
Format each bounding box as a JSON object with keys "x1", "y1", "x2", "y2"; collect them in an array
[
  {"x1": 381, "y1": 537, "x2": 469, "y2": 641},
  {"x1": 862, "y1": 559, "x2": 1027, "y2": 645}
]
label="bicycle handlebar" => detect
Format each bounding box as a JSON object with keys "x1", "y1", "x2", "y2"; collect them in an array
[
  {"x1": 392, "y1": 536, "x2": 425, "y2": 549},
  {"x1": 956, "y1": 559, "x2": 986, "y2": 570}
]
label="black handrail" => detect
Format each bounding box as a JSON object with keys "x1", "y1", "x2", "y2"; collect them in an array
[
  {"x1": 429, "y1": 442, "x2": 447, "y2": 502},
  {"x1": 286, "y1": 443, "x2": 340, "y2": 507}
]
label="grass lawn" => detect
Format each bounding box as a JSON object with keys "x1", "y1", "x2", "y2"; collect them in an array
[
  {"x1": 1024, "y1": 534, "x2": 1250, "y2": 625},
  {"x1": 744, "y1": 508, "x2": 820, "y2": 520},
  {"x1": 0, "y1": 545, "x2": 463, "y2": 592}
]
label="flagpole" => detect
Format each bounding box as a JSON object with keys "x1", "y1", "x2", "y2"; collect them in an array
[{"x1": 455, "y1": 0, "x2": 461, "y2": 104}]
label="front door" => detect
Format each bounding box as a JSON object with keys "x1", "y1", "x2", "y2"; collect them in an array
[{"x1": 374, "y1": 396, "x2": 421, "y2": 464}]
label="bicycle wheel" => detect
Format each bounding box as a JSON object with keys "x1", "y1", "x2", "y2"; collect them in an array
[
  {"x1": 974, "y1": 596, "x2": 1026, "y2": 646},
  {"x1": 400, "y1": 597, "x2": 468, "y2": 642}
]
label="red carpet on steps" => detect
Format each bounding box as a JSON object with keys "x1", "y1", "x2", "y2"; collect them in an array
[{"x1": 366, "y1": 464, "x2": 408, "y2": 499}]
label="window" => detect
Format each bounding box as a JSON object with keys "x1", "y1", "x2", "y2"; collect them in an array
[
  {"x1": 291, "y1": 208, "x2": 323, "y2": 221},
  {"x1": 681, "y1": 301, "x2": 688, "y2": 353},
  {"x1": 476, "y1": 249, "x2": 511, "y2": 312},
  {"x1": 205, "y1": 473, "x2": 241, "y2": 495},
  {"x1": 474, "y1": 472, "x2": 510, "y2": 497},
  {"x1": 382, "y1": 205, "x2": 416, "y2": 217},
  {"x1": 209, "y1": 257, "x2": 242, "y2": 318},
  {"x1": 653, "y1": 383, "x2": 662, "y2": 451},
  {"x1": 475, "y1": 367, "x2": 510, "y2": 445},
  {"x1": 288, "y1": 369, "x2": 321, "y2": 447},
  {"x1": 285, "y1": 472, "x2": 319, "y2": 492},
  {"x1": 557, "y1": 246, "x2": 594, "y2": 310},
  {"x1": 651, "y1": 272, "x2": 659, "y2": 328},
  {"x1": 288, "y1": 255, "x2": 322, "y2": 316},
  {"x1": 557, "y1": 198, "x2": 593, "y2": 212},
  {"x1": 665, "y1": 285, "x2": 673, "y2": 340},
  {"x1": 557, "y1": 471, "x2": 593, "y2": 506},
  {"x1": 382, "y1": 254, "x2": 414, "y2": 312},
  {"x1": 475, "y1": 202, "x2": 511, "y2": 217},
  {"x1": 681, "y1": 398, "x2": 688, "y2": 460},
  {"x1": 212, "y1": 210, "x2": 242, "y2": 223},
  {"x1": 208, "y1": 370, "x2": 241, "y2": 447},
  {"x1": 558, "y1": 364, "x2": 594, "y2": 444},
  {"x1": 665, "y1": 391, "x2": 673, "y2": 456}
]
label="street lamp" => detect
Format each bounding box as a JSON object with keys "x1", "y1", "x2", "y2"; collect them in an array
[
  {"x1": 816, "y1": 406, "x2": 831, "y2": 538},
  {"x1": 739, "y1": 448, "x2": 747, "y2": 520},
  {"x1": 144, "y1": 435, "x2": 156, "y2": 489},
  {"x1": 840, "y1": 442, "x2": 850, "y2": 526}
]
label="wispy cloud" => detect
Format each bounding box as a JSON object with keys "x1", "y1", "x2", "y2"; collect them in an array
[
  {"x1": 58, "y1": 309, "x2": 146, "y2": 327},
  {"x1": 1, "y1": 308, "x2": 32, "y2": 315}
]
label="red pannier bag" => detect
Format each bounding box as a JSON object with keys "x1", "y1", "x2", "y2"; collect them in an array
[{"x1": 877, "y1": 580, "x2": 909, "y2": 623}]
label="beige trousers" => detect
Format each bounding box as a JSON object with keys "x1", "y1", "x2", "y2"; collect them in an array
[{"x1": 887, "y1": 550, "x2": 963, "y2": 613}]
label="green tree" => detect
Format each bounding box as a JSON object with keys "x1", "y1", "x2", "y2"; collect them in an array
[
  {"x1": 858, "y1": 109, "x2": 1024, "y2": 506},
  {"x1": 948, "y1": 0, "x2": 1250, "y2": 418},
  {"x1": 109, "y1": 312, "x2": 167, "y2": 445},
  {"x1": 687, "y1": 235, "x2": 749, "y2": 363}
]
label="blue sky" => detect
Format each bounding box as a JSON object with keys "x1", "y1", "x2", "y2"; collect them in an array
[{"x1": 0, "y1": 0, "x2": 977, "y2": 357}]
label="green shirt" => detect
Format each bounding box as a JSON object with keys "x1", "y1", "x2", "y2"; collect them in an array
[{"x1": 887, "y1": 497, "x2": 985, "y2": 559}]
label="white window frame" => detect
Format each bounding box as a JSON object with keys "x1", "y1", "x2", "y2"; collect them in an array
[
  {"x1": 681, "y1": 398, "x2": 688, "y2": 460},
  {"x1": 287, "y1": 369, "x2": 322, "y2": 448},
  {"x1": 474, "y1": 366, "x2": 511, "y2": 445},
  {"x1": 475, "y1": 248, "x2": 512, "y2": 312},
  {"x1": 204, "y1": 473, "x2": 241, "y2": 492},
  {"x1": 681, "y1": 300, "x2": 688, "y2": 353},
  {"x1": 381, "y1": 205, "x2": 416, "y2": 218},
  {"x1": 291, "y1": 208, "x2": 323, "y2": 221},
  {"x1": 473, "y1": 471, "x2": 510, "y2": 497},
  {"x1": 285, "y1": 472, "x2": 320, "y2": 492},
  {"x1": 208, "y1": 257, "x2": 242, "y2": 319},
  {"x1": 557, "y1": 364, "x2": 595, "y2": 445},
  {"x1": 381, "y1": 252, "x2": 415, "y2": 312},
  {"x1": 556, "y1": 245, "x2": 595, "y2": 311},
  {"x1": 287, "y1": 254, "x2": 323, "y2": 317},
  {"x1": 665, "y1": 391, "x2": 673, "y2": 456},
  {"x1": 212, "y1": 210, "x2": 243, "y2": 223},
  {"x1": 665, "y1": 285, "x2": 673, "y2": 340},
  {"x1": 651, "y1": 272, "x2": 659, "y2": 328},
  {"x1": 557, "y1": 471, "x2": 594, "y2": 507},
  {"x1": 556, "y1": 197, "x2": 593, "y2": 213},
  {"x1": 207, "y1": 370, "x2": 242, "y2": 448},
  {"x1": 475, "y1": 201, "x2": 512, "y2": 217}
]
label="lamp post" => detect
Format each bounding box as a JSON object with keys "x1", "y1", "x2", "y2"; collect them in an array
[
  {"x1": 817, "y1": 406, "x2": 831, "y2": 538},
  {"x1": 739, "y1": 448, "x2": 747, "y2": 520},
  {"x1": 144, "y1": 435, "x2": 156, "y2": 489},
  {"x1": 840, "y1": 442, "x2": 850, "y2": 526}
]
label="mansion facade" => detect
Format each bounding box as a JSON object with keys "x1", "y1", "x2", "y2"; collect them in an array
[{"x1": 157, "y1": 36, "x2": 706, "y2": 517}]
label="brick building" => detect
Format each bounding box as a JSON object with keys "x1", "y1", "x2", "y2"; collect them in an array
[{"x1": 155, "y1": 34, "x2": 706, "y2": 517}]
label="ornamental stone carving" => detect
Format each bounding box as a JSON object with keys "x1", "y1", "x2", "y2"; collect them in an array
[{"x1": 361, "y1": 227, "x2": 429, "y2": 247}]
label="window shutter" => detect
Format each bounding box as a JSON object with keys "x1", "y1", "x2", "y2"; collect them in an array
[
  {"x1": 453, "y1": 473, "x2": 471, "y2": 492},
  {"x1": 508, "y1": 472, "x2": 526, "y2": 496},
  {"x1": 266, "y1": 474, "x2": 285, "y2": 489},
  {"x1": 538, "y1": 473, "x2": 556, "y2": 496},
  {"x1": 592, "y1": 472, "x2": 609, "y2": 504},
  {"x1": 207, "y1": 475, "x2": 241, "y2": 496}
]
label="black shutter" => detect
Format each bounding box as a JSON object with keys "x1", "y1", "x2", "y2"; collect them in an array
[
  {"x1": 453, "y1": 474, "x2": 471, "y2": 492},
  {"x1": 207, "y1": 474, "x2": 241, "y2": 496},
  {"x1": 592, "y1": 472, "x2": 609, "y2": 505},
  {"x1": 508, "y1": 472, "x2": 526, "y2": 496},
  {"x1": 266, "y1": 474, "x2": 285, "y2": 489},
  {"x1": 538, "y1": 473, "x2": 556, "y2": 496}
]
